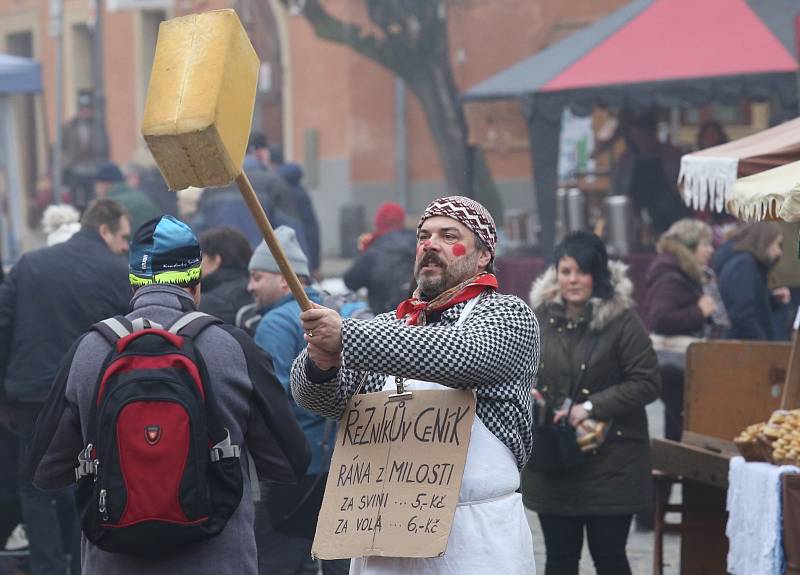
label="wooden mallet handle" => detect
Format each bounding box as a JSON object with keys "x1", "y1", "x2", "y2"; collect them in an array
[{"x1": 235, "y1": 172, "x2": 312, "y2": 312}]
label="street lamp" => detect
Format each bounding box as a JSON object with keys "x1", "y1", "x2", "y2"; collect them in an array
[{"x1": 89, "y1": 0, "x2": 110, "y2": 162}]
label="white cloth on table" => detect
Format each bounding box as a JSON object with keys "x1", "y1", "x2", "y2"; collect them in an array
[{"x1": 726, "y1": 456, "x2": 800, "y2": 575}]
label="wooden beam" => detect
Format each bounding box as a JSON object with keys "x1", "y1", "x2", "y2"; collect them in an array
[
  {"x1": 682, "y1": 431, "x2": 737, "y2": 455},
  {"x1": 781, "y1": 332, "x2": 800, "y2": 409},
  {"x1": 651, "y1": 438, "x2": 732, "y2": 489}
]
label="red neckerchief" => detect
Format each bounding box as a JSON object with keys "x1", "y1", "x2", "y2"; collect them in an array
[{"x1": 395, "y1": 273, "x2": 498, "y2": 326}]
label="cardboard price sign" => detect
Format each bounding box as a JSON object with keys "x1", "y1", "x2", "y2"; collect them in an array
[{"x1": 312, "y1": 389, "x2": 476, "y2": 560}]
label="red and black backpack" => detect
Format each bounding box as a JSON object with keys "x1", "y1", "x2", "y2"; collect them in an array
[{"x1": 74, "y1": 311, "x2": 243, "y2": 555}]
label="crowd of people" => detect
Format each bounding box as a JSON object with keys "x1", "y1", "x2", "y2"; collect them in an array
[{"x1": 0, "y1": 114, "x2": 798, "y2": 575}]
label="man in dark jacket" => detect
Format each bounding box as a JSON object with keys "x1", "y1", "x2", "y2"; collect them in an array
[
  {"x1": 0, "y1": 198, "x2": 131, "y2": 575},
  {"x1": 198, "y1": 227, "x2": 253, "y2": 325},
  {"x1": 277, "y1": 163, "x2": 320, "y2": 274},
  {"x1": 268, "y1": 145, "x2": 321, "y2": 274},
  {"x1": 124, "y1": 162, "x2": 178, "y2": 218},
  {"x1": 26, "y1": 215, "x2": 310, "y2": 575},
  {"x1": 192, "y1": 167, "x2": 310, "y2": 254},
  {"x1": 61, "y1": 90, "x2": 101, "y2": 211}
]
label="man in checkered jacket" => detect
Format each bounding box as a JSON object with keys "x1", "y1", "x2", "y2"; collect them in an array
[{"x1": 291, "y1": 196, "x2": 539, "y2": 573}]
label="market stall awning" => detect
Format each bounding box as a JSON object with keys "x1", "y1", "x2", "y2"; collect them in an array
[
  {"x1": 680, "y1": 117, "x2": 800, "y2": 213},
  {"x1": 0, "y1": 54, "x2": 42, "y2": 94},
  {"x1": 727, "y1": 160, "x2": 800, "y2": 221},
  {"x1": 461, "y1": 0, "x2": 799, "y2": 256},
  {"x1": 465, "y1": 0, "x2": 797, "y2": 102}
]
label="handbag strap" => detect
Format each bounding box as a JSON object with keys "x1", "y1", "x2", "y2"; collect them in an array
[{"x1": 564, "y1": 332, "x2": 599, "y2": 421}]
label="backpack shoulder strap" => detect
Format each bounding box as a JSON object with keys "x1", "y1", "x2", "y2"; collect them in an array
[
  {"x1": 92, "y1": 316, "x2": 133, "y2": 344},
  {"x1": 169, "y1": 311, "x2": 231, "y2": 448},
  {"x1": 168, "y1": 311, "x2": 222, "y2": 338},
  {"x1": 235, "y1": 303, "x2": 257, "y2": 330}
]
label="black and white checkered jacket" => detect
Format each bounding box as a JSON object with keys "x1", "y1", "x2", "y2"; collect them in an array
[{"x1": 290, "y1": 291, "x2": 539, "y2": 469}]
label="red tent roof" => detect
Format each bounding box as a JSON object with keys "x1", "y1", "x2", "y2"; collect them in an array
[
  {"x1": 466, "y1": 0, "x2": 799, "y2": 101},
  {"x1": 543, "y1": 0, "x2": 796, "y2": 92}
]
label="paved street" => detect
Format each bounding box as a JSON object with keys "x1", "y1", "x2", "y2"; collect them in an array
[{"x1": 526, "y1": 508, "x2": 681, "y2": 575}]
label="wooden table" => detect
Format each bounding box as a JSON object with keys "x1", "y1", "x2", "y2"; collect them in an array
[{"x1": 651, "y1": 340, "x2": 793, "y2": 574}]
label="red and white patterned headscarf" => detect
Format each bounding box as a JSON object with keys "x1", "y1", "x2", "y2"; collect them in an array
[{"x1": 417, "y1": 196, "x2": 497, "y2": 257}]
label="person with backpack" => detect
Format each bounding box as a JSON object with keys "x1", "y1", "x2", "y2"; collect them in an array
[
  {"x1": 245, "y1": 226, "x2": 350, "y2": 575},
  {"x1": 25, "y1": 215, "x2": 310, "y2": 575}
]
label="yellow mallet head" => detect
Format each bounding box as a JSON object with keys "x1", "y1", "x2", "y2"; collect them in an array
[{"x1": 141, "y1": 9, "x2": 259, "y2": 191}]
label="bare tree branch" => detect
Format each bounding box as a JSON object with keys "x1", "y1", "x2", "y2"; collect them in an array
[
  {"x1": 278, "y1": 0, "x2": 396, "y2": 69},
  {"x1": 276, "y1": 0, "x2": 503, "y2": 214}
]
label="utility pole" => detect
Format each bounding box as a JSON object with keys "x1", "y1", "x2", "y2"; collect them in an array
[
  {"x1": 90, "y1": 0, "x2": 109, "y2": 161},
  {"x1": 795, "y1": 14, "x2": 800, "y2": 116},
  {"x1": 394, "y1": 76, "x2": 408, "y2": 210},
  {"x1": 49, "y1": 0, "x2": 64, "y2": 203}
]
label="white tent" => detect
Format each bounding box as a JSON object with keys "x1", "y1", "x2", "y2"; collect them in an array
[
  {"x1": 679, "y1": 117, "x2": 800, "y2": 214},
  {"x1": 727, "y1": 160, "x2": 800, "y2": 221}
]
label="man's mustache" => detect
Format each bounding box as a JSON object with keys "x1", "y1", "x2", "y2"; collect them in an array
[{"x1": 417, "y1": 252, "x2": 444, "y2": 270}]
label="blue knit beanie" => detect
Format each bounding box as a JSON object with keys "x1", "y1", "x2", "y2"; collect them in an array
[{"x1": 128, "y1": 216, "x2": 201, "y2": 287}]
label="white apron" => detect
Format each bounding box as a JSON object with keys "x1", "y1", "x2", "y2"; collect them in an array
[{"x1": 349, "y1": 297, "x2": 536, "y2": 575}]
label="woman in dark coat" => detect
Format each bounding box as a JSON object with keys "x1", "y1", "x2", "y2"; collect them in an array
[
  {"x1": 522, "y1": 232, "x2": 660, "y2": 575},
  {"x1": 712, "y1": 222, "x2": 785, "y2": 341},
  {"x1": 645, "y1": 219, "x2": 728, "y2": 440}
]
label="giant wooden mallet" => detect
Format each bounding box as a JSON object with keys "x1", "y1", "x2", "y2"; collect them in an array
[{"x1": 141, "y1": 9, "x2": 311, "y2": 311}]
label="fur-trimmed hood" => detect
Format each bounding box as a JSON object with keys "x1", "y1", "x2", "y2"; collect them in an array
[
  {"x1": 529, "y1": 260, "x2": 634, "y2": 332},
  {"x1": 653, "y1": 236, "x2": 705, "y2": 285}
]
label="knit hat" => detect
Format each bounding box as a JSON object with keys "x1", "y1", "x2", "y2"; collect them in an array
[
  {"x1": 95, "y1": 162, "x2": 124, "y2": 183},
  {"x1": 417, "y1": 196, "x2": 497, "y2": 256},
  {"x1": 248, "y1": 226, "x2": 309, "y2": 278},
  {"x1": 374, "y1": 203, "x2": 406, "y2": 237},
  {"x1": 128, "y1": 216, "x2": 201, "y2": 287}
]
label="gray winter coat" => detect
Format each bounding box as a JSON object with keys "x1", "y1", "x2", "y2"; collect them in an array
[
  {"x1": 30, "y1": 285, "x2": 310, "y2": 575},
  {"x1": 521, "y1": 261, "x2": 660, "y2": 516}
]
